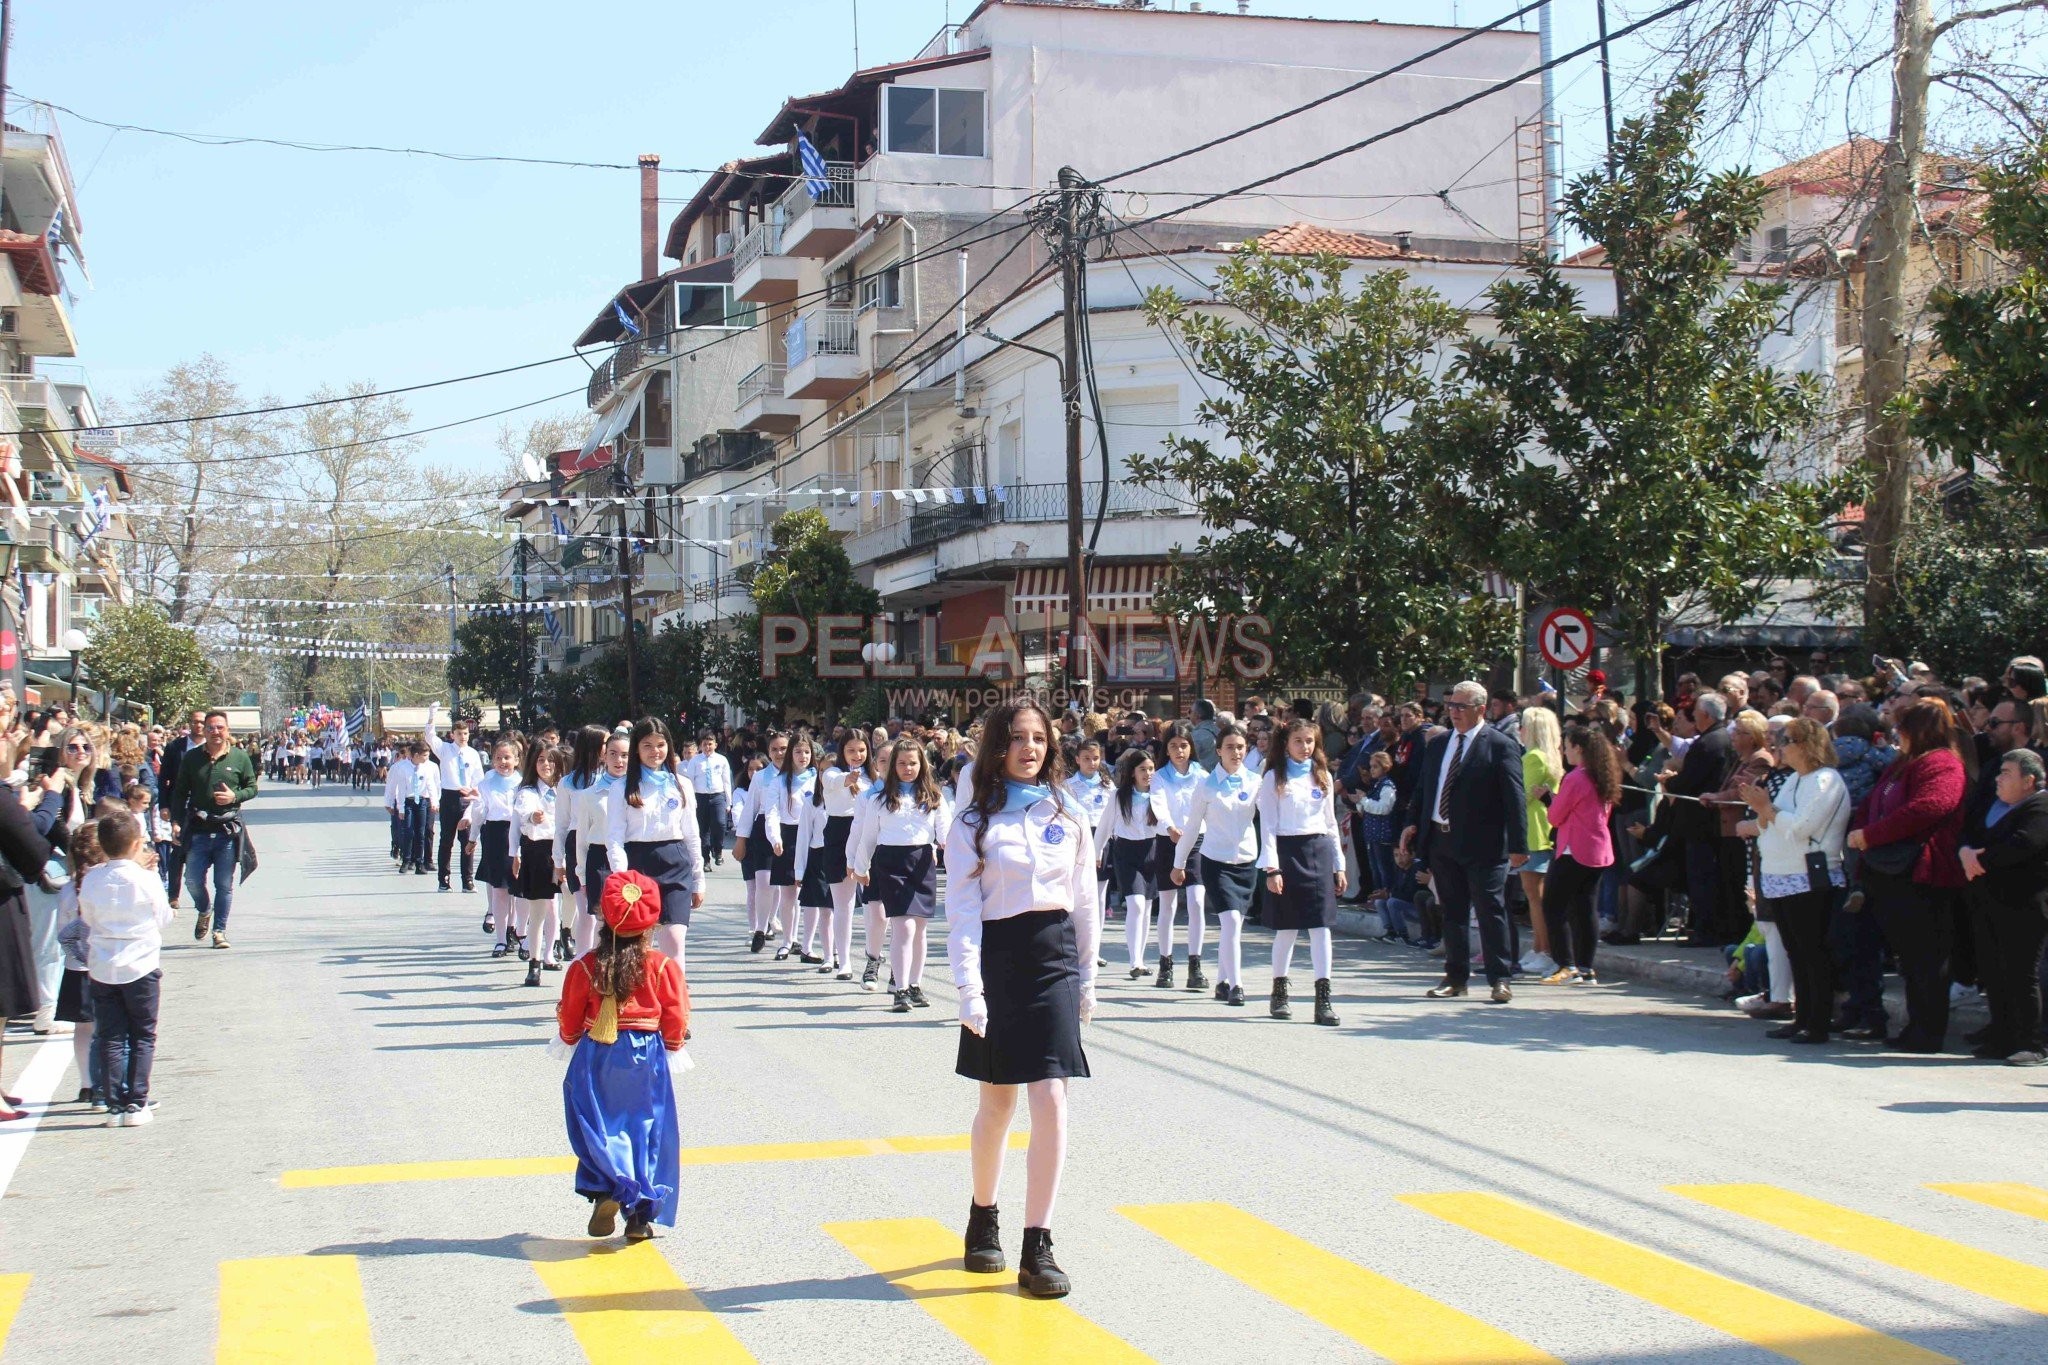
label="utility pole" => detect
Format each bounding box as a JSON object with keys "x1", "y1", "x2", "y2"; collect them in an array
[
  {"x1": 1056, "y1": 166, "x2": 1091, "y2": 711},
  {"x1": 445, "y1": 563, "x2": 459, "y2": 719},
  {"x1": 1594, "y1": 0, "x2": 1616, "y2": 165},
  {"x1": 614, "y1": 466, "x2": 641, "y2": 718},
  {"x1": 515, "y1": 531, "x2": 531, "y2": 724}
]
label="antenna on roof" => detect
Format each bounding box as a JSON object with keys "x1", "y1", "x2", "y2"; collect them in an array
[{"x1": 852, "y1": 0, "x2": 861, "y2": 68}]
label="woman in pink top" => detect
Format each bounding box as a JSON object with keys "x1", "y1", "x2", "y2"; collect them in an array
[{"x1": 1540, "y1": 726, "x2": 1621, "y2": 984}]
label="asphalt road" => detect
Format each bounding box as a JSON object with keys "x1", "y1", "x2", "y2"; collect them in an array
[{"x1": 4, "y1": 782, "x2": 2048, "y2": 1363}]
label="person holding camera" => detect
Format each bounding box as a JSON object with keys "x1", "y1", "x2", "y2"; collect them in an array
[{"x1": 166, "y1": 711, "x2": 260, "y2": 949}]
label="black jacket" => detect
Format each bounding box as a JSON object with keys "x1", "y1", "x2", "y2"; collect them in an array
[
  {"x1": 1964, "y1": 790, "x2": 2048, "y2": 918},
  {"x1": 1665, "y1": 723, "x2": 1736, "y2": 841},
  {"x1": 1406, "y1": 723, "x2": 1528, "y2": 867}
]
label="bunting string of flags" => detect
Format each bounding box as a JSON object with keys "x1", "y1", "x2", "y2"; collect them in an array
[
  {"x1": 209, "y1": 594, "x2": 622, "y2": 612},
  {"x1": 224, "y1": 643, "x2": 451, "y2": 660},
  {"x1": 32, "y1": 485, "x2": 1010, "y2": 519}
]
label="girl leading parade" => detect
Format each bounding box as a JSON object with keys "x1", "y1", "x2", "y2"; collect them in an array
[
  {"x1": 1174, "y1": 720, "x2": 1259, "y2": 1007},
  {"x1": 510, "y1": 744, "x2": 565, "y2": 989},
  {"x1": 1258, "y1": 718, "x2": 1346, "y2": 1027},
  {"x1": 947, "y1": 698, "x2": 1100, "y2": 1299},
  {"x1": 1095, "y1": 749, "x2": 1161, "y2": 981},
  {"x1": 473, "y1": 738, "x2": 524, "y2": 960},
  {"x1": 605, "y1": 719, "x2": 705, "y2": 973},
  {"x1": 1151, "y1": 723, "x2": 1208, "y2": 991},
  {"x1": 556, "y1": 727, "x2": 628, "y2": 959},
  {"x1": 734, "y1": 731, "x2": 787, "y2": 954},
  {"x1": 849, "y1": 738, "x2": 952, "y2": 1014}
]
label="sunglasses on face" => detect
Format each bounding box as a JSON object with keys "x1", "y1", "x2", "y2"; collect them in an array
[{"x1": 65, "y1": 742, "x2": 92, "y2": 754}]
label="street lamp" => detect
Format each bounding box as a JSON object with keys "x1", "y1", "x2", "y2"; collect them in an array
[{"x1": 62, "y1": 627, "x2": 89, "y2": 705}]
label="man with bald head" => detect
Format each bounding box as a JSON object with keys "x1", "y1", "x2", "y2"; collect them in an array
[{"x1": 1402, "y1": 681, "x2": 1528, "y2": 1004}]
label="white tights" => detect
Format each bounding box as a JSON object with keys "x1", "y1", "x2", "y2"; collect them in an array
[
  {"x1": 829, "y1": 881, "x2": 856, "y2": 966},
  {"x1": 655, "y1": 923, "x2": 688, "y2": 974},
  {"x1": 972, "y1": 1079, "x2": 1068, "y2": 1228},
  {"x1": 1272, "y1": 927, "x2": 1333, "y2": 981},
  {"x1": 1217, "y1": 910, "x2": 1245, "y2": 986},
  {"x1": 889, "y1": 916, "x2": 928, "y2": 990},
  {"x1": 573, "y1": 888, "x2": 599, "y2": 956},
  {"x1": 774, "y1": 884, "x2": 800, "y2": 944},
  {"x1": 72, "y1": 1020, "x2": 95, "y2": 1095},
  {"x1": 519, "y1": 896, "x2": 562, "y2": 963},
  {"x1": 1157, "y1": 884, "x2": 1207, "y2": 961},
  {"x1": 490, "y1": 886, "x2": 515, "y2": 947},
  {"x1": 1123, "y1": 895, "x2": 1153, "y2": 970},
  {"x1": 749, "y1": 871, "x2": 773, "y2": 934},
  {"x1": 863, "y1": 898, "x2": 888, "y2": 962}
]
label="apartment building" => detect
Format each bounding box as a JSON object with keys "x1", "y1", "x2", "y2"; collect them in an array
[{"x1": 0, "y1": 105, "x2": 124, "y2": 700}]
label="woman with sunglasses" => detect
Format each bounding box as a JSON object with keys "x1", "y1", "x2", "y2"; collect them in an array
[{"x1": 22, "y1": 727, "x2": 113, "y2": 1034}]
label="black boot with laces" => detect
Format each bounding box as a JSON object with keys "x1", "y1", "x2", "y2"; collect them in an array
[
  {"x1": 1314, "y1": 977, "x2": 1340, "y2": 1027},
  {"x1": 1270, "y1": 977, "x2": 1292, "y2": 1020},
  {"x1": 964, "y1": 1201, "x2": 1004, "y2": 1273},
  {"x1": 1018, "y1": 1226, "x2": 1070, "y2": 1298}
]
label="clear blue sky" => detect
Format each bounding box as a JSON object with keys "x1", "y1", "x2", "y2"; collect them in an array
[{"x1": 14, "y1": 0, "x2": 1705, "y2": 479}]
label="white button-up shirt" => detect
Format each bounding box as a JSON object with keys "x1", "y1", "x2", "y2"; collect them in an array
[
  {"x1": 383, "y1": 756, "x2": 415, "y2": 810},
  {"x1": 606, "y1": 768, "x2": 704, "y2": 874},
  {"x1": 422, "y1": 704, "x2": 483, "y2": 793},
  {"x1": 945, "y1": 793, "x2": 1101, "y2": 1006},
  {"x1": 1152, "y1": 761, "x2": 1207, "y2": 835},
  {"x1": 474, "y1": 769, "x2": 521, "y2": 823},
  {"x1": 1432, "y1": 724, "x2": 1477, "y2": 830},
  {"x1": 554, "y1": 770, "x2": 618, "y2": 868},
  {"x1": 512, "y1": 784, "x2": 557, "y2": 844},
  {"x1": 1175, "y1": 765, "x2": 1260, "y2": 868},
  {"x1": 685, "y1": 751, "x2": 732, "y2": 796},
  {"x1": 1093, "y1": 785, "x2": 1159, "y2": 847},
  {"x1": 1256, "y1": 769, "x2": 1345, "y2": 874},
  {"x1": 410, "y1": 758, "x2": 440, "y2": 803},
  {"x1": 848, "y1": 788, "x2": 953, "y2": 876},
  {"x1": 1062, "y1": 771, "x2": 1113, "y2": 829},
  {"x1": 80, "y1": 858, "x2": 175, "y2": 984}
]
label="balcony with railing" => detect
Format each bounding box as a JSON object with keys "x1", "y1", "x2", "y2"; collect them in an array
[
  {"x1": 841, "y1": 479, "x2": 1195, "y2": 567},
  {"x1": 783, "y1": 307, "x2": 863, "y2": 400},
  {"x1": 732, "y1": 220, "x2": 802, "y2": 304},
  {"x1": 0, "y1": 373, "x2": 65, "y2": 424},
  {"x1": 776, "y1": 163, "x2": 858, "y2": 258},
  {"x1": 585, "y1": 357, "x2": 616, "y2": 409},
  {"x1": 735, "y1": 362, "x2": 800, "y2": 434},
  {"x1": 682, "y1": 429, "x2": 774, "y2": 485}
]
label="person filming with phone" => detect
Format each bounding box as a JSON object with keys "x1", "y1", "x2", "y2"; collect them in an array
[{"x1": 166, "y1": 711, "x2": 260, "y2": 949}]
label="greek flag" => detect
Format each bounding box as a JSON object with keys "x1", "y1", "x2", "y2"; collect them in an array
[
  {"x1": 80, "y1": 486, "x2": 111, "y2": 546},
  {"x1": 612, "y1": 299, "x2": 642, "y2": 338},
  {"x1": 345, "y1": 702, "x2": 368, "y2": 737},
  {"x1": 797, "y1": 130, "x2": 829, "y2": 199},
  {"x1": 544, "y1": 607, "x2": 563, "y2": 644},
  {"x1": 549, "y1": 511, "x2": 569, "y2": 540}
]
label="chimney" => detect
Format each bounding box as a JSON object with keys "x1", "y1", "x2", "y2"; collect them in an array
[
  {"x1": 1394, "y1": 231, "x2": 1413, "y2": 255},
  {"x1": 638, "y1": 153, "x2": 661, "y2": 280}
]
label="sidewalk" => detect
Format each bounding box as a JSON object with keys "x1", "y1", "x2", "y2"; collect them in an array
[{"x1": 1331, "y1": 901, "x2": 1990, "y2": 1026}]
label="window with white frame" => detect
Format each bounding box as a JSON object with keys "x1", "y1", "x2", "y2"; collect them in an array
[
  {"x1": 884, "y1": 86, "x2": 985, "y2": 158},
  {"x1": 860, "y1": 260, "x2": 904, "y2": 312}
]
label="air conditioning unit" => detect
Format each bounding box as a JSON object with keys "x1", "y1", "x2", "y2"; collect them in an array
[
  {"x1": 0, "y1": 311, "x2": 16, "y2": 335},
  {"x1": 715, "y1": 232, "x2": 735, "y2": 256}
]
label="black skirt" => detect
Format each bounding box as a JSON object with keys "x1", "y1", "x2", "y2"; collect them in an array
[
  {"x1": 624, "y1": 839, "x2": 699, "y2": 926},
  {"x1": 513, "y1": 837, "x2": 558, "y2": 900},
  {"x1": 475, "y1": 819, "x2": 514, "y2": 889},
  {"x1": 0, "y1": 890, "x2": 37, "y2": 1018},
  {"x1": 563, "y1": 832, "x2": 580, "y2": 894},
  {"x1": 55, "y1": 966, "x2": 90, "y2": 1024},
  {"x1": 1269, "y1": 832, "x2": 1337, "y2": 930},
  {"x1": 1200, "y1": 855, "x2": 1258, "y2": 917},
  {"x1": 956, "y1": 909, "x2": 1090, "y2": 1085},
  {"x1": 1106, "y1": 835, "x2": 1157, "y2": 902},
  {"x1": 769, "y1": 821, "x2": 802, "y2": 887},
  {"x1": 739, "y1": 812, "x2": 772, "y2": 877},
  {"x1": 871, "y1": 843, "x2": 939, "y2": 918},
  {"x1": 582, "y1": 844, "x2": 610, "y2": 919}
]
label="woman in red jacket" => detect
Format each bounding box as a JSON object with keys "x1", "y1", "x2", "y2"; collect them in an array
[{"x1": 1847, "y1": 699, "x2": 1969, "y2": 1053}]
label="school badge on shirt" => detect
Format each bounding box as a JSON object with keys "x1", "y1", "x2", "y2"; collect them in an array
[{"x1": 1044, "y1": 822, "x2": 1066, "y2": 845}]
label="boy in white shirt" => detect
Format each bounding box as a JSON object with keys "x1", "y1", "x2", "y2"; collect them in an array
[{"x1": 80, "y1": 810, "x2": 175, "y2": 1128}]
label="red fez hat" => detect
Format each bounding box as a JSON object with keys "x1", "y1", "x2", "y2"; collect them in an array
[
  {"x1": 1588, "y1": 669, "x2": 1608, "y2": 689},
  {"x1": 600, "y1": 870, "x2": 662, "y2": 936}
]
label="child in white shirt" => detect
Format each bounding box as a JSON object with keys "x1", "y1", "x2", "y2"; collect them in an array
[{"x1": 79, "y1": 810, "x2": 174, "y2": 1128}]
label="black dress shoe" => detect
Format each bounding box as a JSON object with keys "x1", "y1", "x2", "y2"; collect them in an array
[
  {"x1": 1789, "y1": 1032, "x2": 1829, "y2": 1045},
  {"x1": 1426, "y1": 981, "x2": 1468, "y2": 999},
  {"x1": 1841, "y1": 1025, "x2": 1886, "y2": 1041},
  {"x1": 1765, "y1": 1023, "x2": 1804, "y2": 1039}
]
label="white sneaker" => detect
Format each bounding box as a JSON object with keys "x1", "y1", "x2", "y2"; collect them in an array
[
  {"x1": 1526, "y1": 953, "x2": 1559, "y2": 976},
  {"x1": 1735, "y1": 992, "x2": 1765, "y2": 1012},
  {"x1": 125, "y1": 1106, "x2": 154, "y2": 1128},
  {"x1": 105, "y1": 1111, "x2": 126, "y2": 1128}
]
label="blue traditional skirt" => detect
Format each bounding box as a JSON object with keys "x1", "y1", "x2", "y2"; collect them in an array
[{"x1": 563, "y1": 1030, "x2": 680, "y2": 1226}]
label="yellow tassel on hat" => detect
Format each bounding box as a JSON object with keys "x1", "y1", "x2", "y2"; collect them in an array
[{"x1": 591, "y1": 996, "x2": 620, "y2": 1045}]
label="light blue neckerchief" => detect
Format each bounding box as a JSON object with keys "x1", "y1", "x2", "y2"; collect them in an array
[
  {"x1": 1284, "y1": 757, "x2": 1313, "y2": 780},
  {"x1": 1003, "y1": 780, "x2": 1052, "y2": 812},
  {"x1": 1157, "y1": 762, "x2": 1203, "y2": 790},
  {"x1": 1208, "y1": 766, "x2": 1246, "y2": 795}
]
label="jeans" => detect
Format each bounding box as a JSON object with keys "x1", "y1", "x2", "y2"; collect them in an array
[
  {"x1": 92, "y1": 969, "x2": 161, "y2": 1110},
  {"x1": 155, "y1": 843, "x2": 176, "y2": 896},
  {"x1": 1366, "y1": 842, "x2": 1397, "y2": 902},
  {"x1": 406, "y1": 798, "x2": 433, "y2": 870},
  {"x1": 25, "y1": 882, "x2": 62, "y2": 1019},
  {"x1": 696, "y1": 791, "x2": 729, "y2": 861},
  {"x1": 185, "y1": 829, "x2": 239, "y2": 931},
  {"x1": 389, "y1": 808, "x2": 406, "y2": 858}
]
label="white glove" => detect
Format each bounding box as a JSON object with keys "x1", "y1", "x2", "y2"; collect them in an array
[
  {"x1": 961, "y1": 996, "x2": 989, "y2": 1037},
  {"x1": 667, "y1": 1047, "x2": 695, "y2": 1075},
  {"x1": 1078, "y1": 987, "x2": 1096, "y2": 1024}
]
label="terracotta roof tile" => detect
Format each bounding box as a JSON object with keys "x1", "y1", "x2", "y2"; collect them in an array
[
  {"x1": 1757, "y1": 137, "x2": 1888, "y2": 192},
  {"x1": 1248, "y1": 223, "x2": 1405, "y2": 258}
]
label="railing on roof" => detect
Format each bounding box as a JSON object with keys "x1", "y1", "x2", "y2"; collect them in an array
[
  {"x1": 0, "y1": 373, "x2": 64, "y2": 421},
  {"x1": 916, "y1": 22, "x2": 970, "y2": 59},
  {"x1": 840, "y1": 479, "x2": 1195, "y2": 565}
]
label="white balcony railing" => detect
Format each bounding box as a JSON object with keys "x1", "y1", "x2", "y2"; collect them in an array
[
  {"x1": 784, "y1": 308, "x2": 858, "y2": 369},
  {"x1": 0, "y1": 373, "x2": 64, "y2": 420},
  {"x1": 733, "y1": 220, "x2": 784, "y2": 276},
  {"x1": 777, "y1": 161, "x2": 856, "y2": 220},
  {"x1": 737, "y1": 363, "x2": 786, "y2": 407}
]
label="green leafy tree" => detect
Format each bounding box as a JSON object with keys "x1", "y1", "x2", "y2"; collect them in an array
[
  {"x1": 1132, "y1": 249, "x2": 1514, "y2": 693},
  {"x1": 81, "y1": 603, "x2": 213, "y2": 722},
  {"x1": 1434, "y1": 72, "x2": 1837, "y2": 691},
  {"x1": 641, "y1": 620, "x2": 714, "y2": 734},
  {"x1": 741, "y1": 508, "x2": 882, "y2": 722},
  {"x1": 447, "y1": 585, "x2": 528, "y2": 709},
  {"x1": 1869, "y1": 483, "x2": 2048, "y2": 683},
  {"x1": 1913, "y1": 140, "x2": 2048, "y2": 497}
]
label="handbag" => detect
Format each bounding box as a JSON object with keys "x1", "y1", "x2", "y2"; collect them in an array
[{"x1": 1860, "y1": 837, "x2": 1922, "y2": 877}]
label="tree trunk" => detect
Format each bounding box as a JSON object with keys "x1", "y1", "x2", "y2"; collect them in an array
[{"x1": 1860, "y1": 0, "x2": 1933, "y2": 629}]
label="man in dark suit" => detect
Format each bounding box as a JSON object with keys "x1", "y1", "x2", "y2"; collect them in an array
[
  {"x1": 1959, "y1": 748, "x2": 2048, "y2": 1064},
  {"x1": 1662, "y1": 691, "x2": 1737, "y2": 944},
  {"x1": 1402, "y1": 681, "x2": 1528, "y2": 1003}
]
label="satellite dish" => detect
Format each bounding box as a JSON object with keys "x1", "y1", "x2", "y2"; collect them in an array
[{"x1": 519, "y1": 454, "x2": 546, "y2": 483}]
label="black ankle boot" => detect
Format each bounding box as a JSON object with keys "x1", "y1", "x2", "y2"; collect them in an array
[
  {"x1": 1185, "y1": 958, "x2": 1207, "y2": 991},
  {"x1": 1155, "y1": 956, "x2": 1175, "y2": 988},
  {"x1": 964, "y1": 1201, "x2": 1004, "y2": 1273},
  {"x1": 1314, "y1": 977, "x2": 1340, "y2": 1027},
  {"x1": 1018, "y1": 1226, "x2": 1070, "y2": 1298},
  {"x1": 1270, "y1": 977, "x2": 1292, "y2": 1019}
]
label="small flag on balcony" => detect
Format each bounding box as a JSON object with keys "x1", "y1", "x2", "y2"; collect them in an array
[
  {"x1": 80, "y1": 486, "x2": 111, "y2": 546},
  {"x1": 950, "y1": 487, "x2": 967, "y2": 504},
  {"x1": 550, "y1": 512, "x2": 569, "y2": 540},
  {"x1": 797, "y1": 131, "x2": 829, "y2": 199},
  {"x1": 544, "y1": 607, "x2": 563, "y2": 644},
  {"x1": 612, "y1": 300, "x2": 642, "y2": 338}
]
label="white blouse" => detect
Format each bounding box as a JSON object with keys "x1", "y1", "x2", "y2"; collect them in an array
[
  {"x1": 1152, "y1": 762, "x2": 1208, "y2": 835},
  {"x1": 1093, "y1": 787, "x2": 1160, "y2": 846},
  {"x1": 1175, "y1": 767, "x2": 1260, "y2": 868},
  {"x1": 758, "y1": 768, "x2": 816, "y2": 827},
  {"x1": 848, "y1": 789, "x2": 953, "y2": 876},
  {"x1": 945, "y1": 793, "x2": 1102, "y2": 1008},
  {"x1": 474, "y1": 769, "x2": 522, "y2": 823},
  {"x1": 511, "y1": 784, "x2": 557, "y2": 844},
  {"x1": 553, "y1": 771, "x2": 618, "y2": 868},
  {"x1": 1256, "y1": 770, "x2": 1345, "y2": 874},
  {"x1": 606, "y1": 769, "x2": 704, "y2": 871},
  {"x1": 1062, "y1": 771, "x2": 1113, "y2": 830}
]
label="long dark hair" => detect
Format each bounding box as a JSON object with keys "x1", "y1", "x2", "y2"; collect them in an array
[
  {"x1": 520, "y1": 740, "x2": 561, "y2": 792},
  {"x1": 1114, "y1": 747, "x2": 1157, "y2": 824},
  {"x1": 777, "y1": 731, "x2": 814, "y2": 780},
  {"x1": 1566, "y1": 725, "x2": 1623, "y2": 806},
  {"x1": 880, "y1": 737, "x2": 942, "y2": 813},
  {"x1": 623, "y1": 716, "x2": 682, "y2": 810},
  {"x1": 568, "y1": 724, "x2": 609, "y2": 788},
  {"x1": 962, "y1": 698, "x2": 1069, "y2": 871},
  {"x1": 817, "y1": 733, "x2": 869, "y2": 806},
  {"x1": 1266, "y1": 717, "x2": 1331, "y2": 794},
  {"x1": 592, "y1": 924, "x2": 647, "y2": 1002}
]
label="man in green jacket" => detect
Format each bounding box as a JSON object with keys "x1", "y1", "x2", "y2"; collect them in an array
[{"x1": 166, "y1": 710, "x2": 260, "y2": 948}]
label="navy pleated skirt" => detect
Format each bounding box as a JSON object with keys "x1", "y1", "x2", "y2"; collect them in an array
[{"x1": 955, "y1": 909, "x2": 1090, "y2": 1085}]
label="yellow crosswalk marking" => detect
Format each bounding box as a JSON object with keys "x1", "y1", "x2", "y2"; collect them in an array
[
  {"x1": 1677, "y1": 1184, "x2": 2048, "y2": 1318},
  {"x1": 1403, "y1": 1192, "x2": 1949, "y2": 1365},
  {"x1": 1121, "y1": 1202, "x2": 1557, "y2": 1364},
  {"x1": 1930, "y1": 1182, "x2": 2048, "y2": 1225},
  {"x1": 826, "y1": 1217, "x2": 1151, "y2": 1363},
  {"x1": 217, "y1": 1255, "x2": 376, "y2": 1364},
  {"x1": 524, "y1": 1240, "x2": 754, "y2": 1363},
  {"x1": 283, "y1": 1131, "x2": 1026, "y2": 1188},
  {"x1": 0, "y1": 1274, "x2": 27, "y2": 1356}
]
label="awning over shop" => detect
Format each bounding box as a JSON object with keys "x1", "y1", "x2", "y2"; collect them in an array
[
  {"x1": 577, "y1": 372, "x2": 652, "y2": 462},
  {"x1": 1013, "y1": 563, "x2": 1167, "y2": 616}
]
